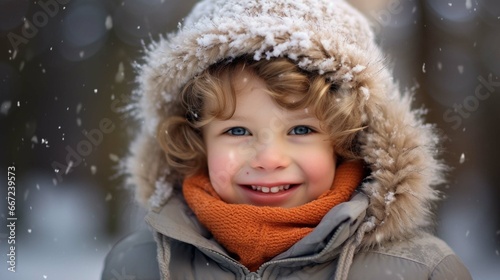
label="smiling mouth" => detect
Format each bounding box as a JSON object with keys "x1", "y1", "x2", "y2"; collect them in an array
[{"x1": 246, "y1": 184, "x2": 298, "y2": 193}]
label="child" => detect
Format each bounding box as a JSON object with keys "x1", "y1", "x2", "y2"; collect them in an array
[{"x1": 102, "y1": 0, "x2": 472, "y2": 279}]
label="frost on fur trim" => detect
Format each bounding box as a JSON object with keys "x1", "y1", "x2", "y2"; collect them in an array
[{"x1": 149, "y1": 176, "x2": 173, "y2": 208}]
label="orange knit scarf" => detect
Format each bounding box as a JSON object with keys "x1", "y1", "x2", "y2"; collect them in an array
[{"x1": 182, "y1": 161, "x2": 364, "y2": 272}]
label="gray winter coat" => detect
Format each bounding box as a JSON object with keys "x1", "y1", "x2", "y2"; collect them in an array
[
  {"x1": 102, "y1": 192, "x2": 470, "y2": 280},
  {"x1": 102, "y1": 0, "x2": 472, "y2": 279}
]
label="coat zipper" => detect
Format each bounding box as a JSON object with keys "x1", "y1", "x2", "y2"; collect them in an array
[
  {"x1": 255, "y1": 221, "x2": 347, "y2": 275},
  {"x1": 195, "y1": 221, "x2": 347, "y2": 278},
  {"x1": 198, "y1": 246, "x2": 252, "y2": 274}
]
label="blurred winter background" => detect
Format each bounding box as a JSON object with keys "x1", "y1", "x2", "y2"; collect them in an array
[{"x1": 0, "y1": 0, "x2": 498, "y2": 279}]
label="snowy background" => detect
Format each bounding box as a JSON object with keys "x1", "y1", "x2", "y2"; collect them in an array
[{"x1": 0, "y1": 0, "x2": 499, "y2": 279}]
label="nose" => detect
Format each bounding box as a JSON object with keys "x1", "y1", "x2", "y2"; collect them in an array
[{"x1": 249, "y1": 132, "x2": 290, "y2": 171}]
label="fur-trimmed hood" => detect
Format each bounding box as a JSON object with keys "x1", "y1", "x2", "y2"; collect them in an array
[{"x1": 126, "y1": 0, "x2": 445, "y2": 250}]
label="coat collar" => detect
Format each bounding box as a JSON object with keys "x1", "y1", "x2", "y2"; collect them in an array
[{"x1": 146, "y1": 191, "x2": 369, "y2": 265}]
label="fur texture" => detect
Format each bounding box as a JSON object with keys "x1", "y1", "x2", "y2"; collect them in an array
[{"x1": 125, "y1": 0, "x2": 446, "y2": 249}]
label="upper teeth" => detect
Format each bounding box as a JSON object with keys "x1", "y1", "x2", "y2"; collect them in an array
[{"x1": 251, "y1": 185, "x2": 291, "y2": 193}]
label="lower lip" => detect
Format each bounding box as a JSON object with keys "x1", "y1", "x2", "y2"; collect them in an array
[{"x1": 239, "y1": 185, "x2": 300, "y2": 207}]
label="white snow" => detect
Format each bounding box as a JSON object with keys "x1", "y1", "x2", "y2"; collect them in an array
[
  {"x1": 115, "y1": 62, "x2": 125, "y2": 83},
  {"x1": 465, "y1": 0, "x2": 472, "y2": 9},
  {"x1": 0, "y1": 100, "x2": 12, "y2": 115},
  {"x1": 149, "y1": 178, "x2": 173, "y2": 208},
  {"x1": 90, "y1": 165, "x2": 97, "y2": 175},
  {"x1": 459, "y1": 153, "x2": 465, "y2": 164},
  {"x1": 65, "y1": 161, "x2": 73, "y2": 174},
  {"x1": 384, "y1": 191, "x2": 396, "y2": 204},
  {"x1": 109, "y1": 153, "x2": 119, "y2": 162},
  {"x1": 352, "y1": 64, "x2": 366, "y2": 73},
  {"x1": 360, "y1": 87, "x2": 370, "y2": 100},
  {"x1": 342, "y1": 72, "x2": 353, "y2": 81},
  {"x1": 105, "y1": 15, "x2": 113, "y2": 30}
]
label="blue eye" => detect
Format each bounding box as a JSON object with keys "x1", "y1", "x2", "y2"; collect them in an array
[
  {"x1": 289, "y1": 126, "x2": 313, "y2": 135},
  {"x1": 226, "y1": 127, "x2": 250, "y2": 136}
]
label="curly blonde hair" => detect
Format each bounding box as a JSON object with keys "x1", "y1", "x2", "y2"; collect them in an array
[{"x1": 158, "y1": 56, "x2": 364, "y2": 178}]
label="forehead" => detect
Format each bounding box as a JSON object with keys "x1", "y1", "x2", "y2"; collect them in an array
[
  {"x1": 231, "y1": 67, "x2": 303, "y2": 104},
  {"x1": 202, "y1": 61, "x2": 318, "y2": 123},
  {"x1": 229, "y1": 71, "x2": 315, "y2": 120}
]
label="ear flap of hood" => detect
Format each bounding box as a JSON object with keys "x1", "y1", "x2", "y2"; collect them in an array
[{"x1": 126, "y1": 0, "x2": 446, "y2": 247}]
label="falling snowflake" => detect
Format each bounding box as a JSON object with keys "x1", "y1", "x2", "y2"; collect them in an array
[
  {"x1": 1, "y1": 100, "x2": 12, "y2": 115},
  {"x1": 65, "y1": 161, "x2": 73, "y2": 174},
  {"x1": 459, "y1": 153, "x2": 465, "y2": 164},
  {"x1": 105, "y1": 15, "x2": 113, "y2": 30},
  {"x1": 465, "y1": 0, "x2": 472, "y2": 9},
  {"x1": 109, "y1": 153, "x2": 119, "y2": 162},
  {"x1": 115, "y1": 62, "x2": 125, "y2": 83}
]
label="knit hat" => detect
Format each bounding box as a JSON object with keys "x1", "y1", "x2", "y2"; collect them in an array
[{"x1": 126, "y1": 0, "x2": 445, "y2": 249}]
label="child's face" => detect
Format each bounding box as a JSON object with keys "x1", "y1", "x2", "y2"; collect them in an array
[{"x1": 202, "y1": 69, "x2": 336, "y2": 208}]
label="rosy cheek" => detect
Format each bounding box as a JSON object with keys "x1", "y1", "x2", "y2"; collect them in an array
[
  {"x1": 304, "y1": 151, "x2": 335, "y2": 186},
  {"x1": 207, "y1": 151, "x2": 240, "y2": 193}
]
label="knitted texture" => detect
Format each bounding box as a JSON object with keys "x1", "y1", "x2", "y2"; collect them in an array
[{"x1": 183, "y1": 160, "x2": 364, "y2": 271}]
